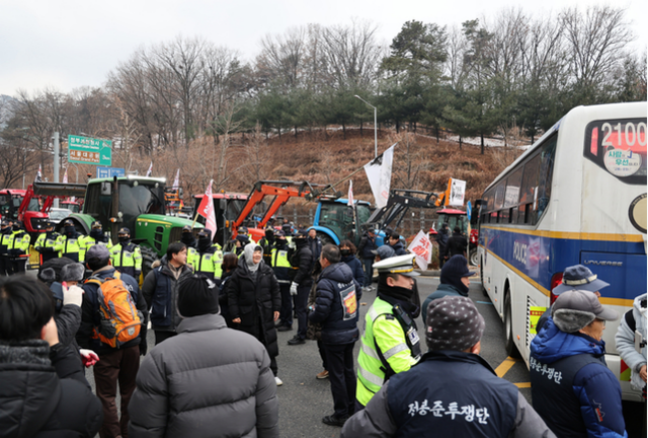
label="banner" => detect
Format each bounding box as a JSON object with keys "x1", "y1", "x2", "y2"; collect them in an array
[
  {"x1": 197, "y1": 180, "x2": 217, "y2": 237},
  {"x1": 145, "y1": 162, "x2": 153, "y2": 177},
  {"x1": 172, "y1": 169, "x2": 180, "y2": 190},
  {"x1": 62, "y1": 169, "x2": 68, "y2": 184},
  {"x1": 364, "y1": 143, "x2": 396, "y2": 209},
  {"x1": 448, "y1": 178, "x2": 466, "y2": 206},
  {"x1": 407, "y1": 230, "x2": 432, "y2": 271},
  {"x1": 347, "y1": 180, "x2": 354, "y2": 206}
]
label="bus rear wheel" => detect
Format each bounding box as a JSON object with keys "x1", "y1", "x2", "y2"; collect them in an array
[{"x1": 504, "y1": 292, "x2": 521, "y2": 358}]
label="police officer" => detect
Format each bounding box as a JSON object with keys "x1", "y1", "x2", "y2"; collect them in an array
[
  {"x1": 34, "y1": 221, "x2": 61, "y2": 265},
  {"x1": 287, "y1": 230, "x2": 313, "y2": 345},
  {"x1": 271, "y1": 230, "x2": 293, "y2": 331},
  {"x1": 0, "y1": 220, "x2": 15, "y2": 275},
  {"x1": 56, "y1": 219, "x2": 84, "y2": 263},
  {"x1": 355, "y1": 254, "x2": 421, "y2": 410},
  {"x1": 188, "y1": 229, "x2": 223, "y2": 282},
  {"x1": 109, "y1": 227, "x2": 142, "y2": 280},
  {"x1": 180, "y1": 225, "x2": 197, "y2": 249},
  {"x1": 259, "y1": 227, "x2": 275, "y2": 266},
  {"x1": 80, "y1": 221, "x2": 111, "y2": 253},
  {"x1": 8, "y1": 221, "x2": 30, "y2": 274},
  {"x1": 342, "y1": 296, "x2": 554, "y2": 437}
]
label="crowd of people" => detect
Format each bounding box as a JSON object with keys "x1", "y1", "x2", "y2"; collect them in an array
[{"x1": 0, "y1": 220, "x2": 645, "y2": 438}]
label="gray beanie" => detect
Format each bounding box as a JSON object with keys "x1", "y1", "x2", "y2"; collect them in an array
[{"x1": 426, "y1": 296, "x2": 485, "y2": 352}]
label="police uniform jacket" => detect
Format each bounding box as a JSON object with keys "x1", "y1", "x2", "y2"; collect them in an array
[
  {"x1": 530, "y1": 317, "x2": 626, "y2": 438},
  {"x1": 342, "y1": 350, "x2": 554, "y2": 438},
  {"x1": 309, "y1": 262, "x2": 362, "y2": 345}
]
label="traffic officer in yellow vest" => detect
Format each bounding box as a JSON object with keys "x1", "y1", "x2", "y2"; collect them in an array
[
  {"x1": 7, "y1": 220, "x2": 31, "y2": 273},
  {"x1": 109, "y1": 227, "x2": 142, "y2": 280},
  {"x1": 34, "y1": 220, "x2": 61, "y2": 265},
  {"x1": 0, "y1": 220, "x2": 15, "y2": 275},
  {"x1": 187, "y1": 228, "x2": 223, "y2": 283},
  {"x1": 80, "y1": 221, "x2": 112, "y2": 253},
  {"x1": 55, "y1": 219, "x2": 85, "y2": 263},
  {"x1": 271, "y1": 230, "x2": 294, "y2": 331},
  {"x1": 355, "y1": 253, "x2": 421, "y2": 411}
]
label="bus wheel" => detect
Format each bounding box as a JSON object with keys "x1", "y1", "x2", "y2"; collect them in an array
[
  {"x1": 469, "y1": 248, "x2": 479, "y2": 267},
  {"x1": 504, "y1": 292, "x2": 521, "y2": 358},
  {"x1": 480, "y1": 258, "x2": 488, "y2": 296}
]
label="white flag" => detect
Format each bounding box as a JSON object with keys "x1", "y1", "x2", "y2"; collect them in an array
[
  {"x1": 62, "y1": 169, "x2": 68, "y2": 183},
  {"x1": 197, "y1": 180, "x2": 217, "y2": 237},
  {"x1": 407, "y1": 230, "x2": 433, "y2": 271},
  {"x1": 146, "y1": 162, "x2": 153, "y2": 177},
  {"x1": 448, "y1": 178, "x2": 466, "y2": 207},
  {"x1": 364, "y1": 143, "x2": 396, "y2": 209},
  {"x1": 172, "y1": 169, "x2": 180, "y2": 190},
  {"x1": 35, "y1": 164, "x2": 42, "y2": 182},
  {"x1": 347, "y1": 180, "x2": 354, "y2": 206}
]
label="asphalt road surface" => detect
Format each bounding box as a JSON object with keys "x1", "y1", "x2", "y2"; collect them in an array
[{"x1": 75, "y1": 274, "x2": 643, "y2": 438}]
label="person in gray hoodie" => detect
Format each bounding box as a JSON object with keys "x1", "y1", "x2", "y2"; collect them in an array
[
  {"x1": 616, "y1": 293, "x2": 647, "y2": 398},
  {"x1": 129, "y1": 273, "x2": 279, "y2": 438}
]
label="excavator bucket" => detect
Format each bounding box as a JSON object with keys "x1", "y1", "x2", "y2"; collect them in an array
[{"x1": 33, "y1": 181, "x2": 87, "y2": 198}]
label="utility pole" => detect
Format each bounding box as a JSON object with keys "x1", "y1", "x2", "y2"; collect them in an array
[{"x1": 53, "y1": 132, "x2": 60, "y2": 208}]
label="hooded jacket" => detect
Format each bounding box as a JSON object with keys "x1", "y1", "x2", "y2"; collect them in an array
[
  {"x1": 422, "y1": 283, "x2": 467, "y2": 324},
  {"x1": 530, "y1": 317, "x2": 626, "y2": 438},
  {"x1": 309, "y1": 262, "x2": 362, "y2": 345},
  {"x1": 0, "y1": 339, "x2": 103, "y2": 438},
  {"x1": 390, "y1": 240, "x2": 407, "y2": 256},
  {"x1": 227, "y1": 257, "x2": 281, "y2": 358},
  {"x1": 291, "y1": 238, "x2": 313, "y2": 286},
  {"x1": 615, "y1": 293, "x2": 646, "y2": 392},
  {"x1": 342, "y1": 254, "x2": 365, "y2": 286},
  {"x1": 128, "y1": 314, "x2": 279, "y2": 438},
  {"x1": 142, "y1": 258, "x2": 192, "y2": 333}
]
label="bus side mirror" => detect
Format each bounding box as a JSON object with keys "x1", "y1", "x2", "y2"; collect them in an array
[{"x1": 101, "y1": 182, "x2": 112, "y2": 195}]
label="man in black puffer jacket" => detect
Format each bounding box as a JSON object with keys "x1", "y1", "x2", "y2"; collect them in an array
[
  {"x1": 288, "y1": 230, "x2": 313, "y2": 345},
  {"x1": 309, "y1": 244, "x2": 362, "y2": 427},
  {"x1": 0, "y1": 275, "x2": 102, "y2": 438}
]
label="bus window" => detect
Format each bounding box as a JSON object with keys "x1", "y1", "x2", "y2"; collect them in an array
[
  {"x1": 494, "y1": 180, "x2": 506, "y2": 211},
  {"x1": 536, "y1": 136, "x2": 557, "y2": 219},
  {"x1": 504, "y1": 167, "x2": 523, "y2": 208}
]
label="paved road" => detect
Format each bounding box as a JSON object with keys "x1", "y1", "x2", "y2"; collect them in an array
[{"x1": 75, "y1": 273, "x2": 642, "y2": 438}]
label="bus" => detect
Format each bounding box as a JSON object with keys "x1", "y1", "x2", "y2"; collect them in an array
[{"x1": 477, "y1": 101, "x2": 646, "y2": 401}]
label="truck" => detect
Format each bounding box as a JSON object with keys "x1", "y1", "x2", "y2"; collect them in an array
[{"x1": 34, "y1": 176, "x2": 202, "y2": 276}]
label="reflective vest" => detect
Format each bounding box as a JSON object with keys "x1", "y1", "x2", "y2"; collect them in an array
[
  {"x1": 35, "y1": 233, "x2": 59, "y2": 251},
  {"x1": 356, "y1": 296, "x2": 419, "y2": 407},
  {"x1": 56, "y1": 235, "x2": 84, "y2": 262},
  {"x1": 80, "y1": 234, "x2": 112, "y2": 252},
  {"x1": 109, "y1": 242, "x2": 142, "y2": 275},
  {"x1": 0, "y1": 231, "x2": 14, "y2": 253},
  {"x1": 188, "y1": 246, "x2": 223, "y2": 280},
  {"x1": 270, "y1": 247, "x2": 292, "y2": 283},
  {"x1": 9, "y1": 230, "x2": 31, "y2": 252}
]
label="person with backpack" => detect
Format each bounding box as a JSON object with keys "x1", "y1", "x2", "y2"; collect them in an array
[{"x1": 77, "y1": 244, "x2": 148, "y2": 438}]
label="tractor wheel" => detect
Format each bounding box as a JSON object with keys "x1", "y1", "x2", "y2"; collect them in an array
[
  {"x1": 140, "y1": 245, "x2": 158, "y2": 280},
  {"x1": 316, "y1": 232, "x2": 336, "y2": 246}
]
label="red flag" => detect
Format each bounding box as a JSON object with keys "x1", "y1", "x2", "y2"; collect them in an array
[{"x1": 197, "y1": 180, "x2": 217, "y2": 237}]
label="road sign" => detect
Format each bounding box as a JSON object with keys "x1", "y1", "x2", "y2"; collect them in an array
[
  {"x1": 68, "y1": 135, "x2": 112, "y2": 166},
  {"x1": 467, "y1": 200, "x2": 472, "y2": 220},
  {"x1": 96, "y1": 167, "x2": 125, "y2": 178}
]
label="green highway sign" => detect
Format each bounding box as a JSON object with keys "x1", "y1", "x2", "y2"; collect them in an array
[{"x1": 68, "y1": 135, "x2": 112, "y2": 166}]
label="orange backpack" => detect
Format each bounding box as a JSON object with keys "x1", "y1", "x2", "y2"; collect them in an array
[{"x1": 86, "y1": 272, "x2": 143, "y2": 348}]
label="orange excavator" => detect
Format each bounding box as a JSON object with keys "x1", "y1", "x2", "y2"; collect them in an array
[{"x1": 230, "y1": 180, "x2": 335, "y2": 242}]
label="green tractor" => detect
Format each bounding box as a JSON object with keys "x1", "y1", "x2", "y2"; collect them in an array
[{"x1": 35, "y1": 176, "x2": 202, "y2": 276}]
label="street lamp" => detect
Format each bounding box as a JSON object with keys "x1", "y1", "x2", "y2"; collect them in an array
[{"x1": 354, "y1": 95, "x2": 378, "y2": 158}]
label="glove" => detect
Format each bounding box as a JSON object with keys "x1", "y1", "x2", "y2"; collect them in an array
[
  {"x1": 290, "y1": 282, "x2": 298, "y2": 296},
  {"x1": 139, "y1": 340, "x2": 147, "y2": 356},
  {"x1": 62, "y1": 284, "x2": 84, "y2": 307},
  {"x1": 79, "y1": 349, "x2": 99, "y2": 367}
]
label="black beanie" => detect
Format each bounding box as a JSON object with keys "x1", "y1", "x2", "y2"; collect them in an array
[
  {"x1": 440, "y1": 255, "x2": 474, "y2": 296},
  {"x1": 177, "y1": 274, "x2": 220, "y2": 317}
]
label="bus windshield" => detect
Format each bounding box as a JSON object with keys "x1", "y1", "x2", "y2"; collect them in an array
[{"x1": 584, "y1": 118, "x2": 647, "y2": 185}]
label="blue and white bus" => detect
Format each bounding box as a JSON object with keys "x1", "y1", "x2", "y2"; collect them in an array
[{"x1": 477, "y1": 102, "x2": 646, "y2": 401}]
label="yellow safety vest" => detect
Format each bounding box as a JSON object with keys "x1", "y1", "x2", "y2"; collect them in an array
[
  {"x1": 109, "y1": 243, "x2": 142, "y2": 271},
  {"x1": 189, "y1": 246, "x2": 224, "y2": 279},
  {"x1": 56, "y1": 235, "x2": 85, "y2": 262},
  {"x1": 356, "y1": 296, "x2": 419, "y2": 407},
  {"x1": 35, "y1": 233, "x2": 60, "y2": 252}
]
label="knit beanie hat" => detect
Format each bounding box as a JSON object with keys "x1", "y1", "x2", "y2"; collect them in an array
[
  {"x1": 177, "y1": 274, "x2": 220, "y2": 317},
  {"x1": 440, "y1": 255, "x2": 475, "y2": 296},
  {"x1": 426, "y1": 296, "x2": 485, "y2": 352}
]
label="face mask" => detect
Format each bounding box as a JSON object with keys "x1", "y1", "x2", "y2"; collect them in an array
[
  {"x1": 341, "y1": 249, "x2": 351, "y2": 256},
  {"x1": 119, "y1": 236, "x2": 130, "y2": 243},
  {"x1": 65, "y1": 226, "x2": 76, "y2": 236},
  {"x1": 12, "y1": 224, "x2": 20, "y2": 231},
  {"x1": 90, "y1": 229, "x2": 103, "y2": 239}
]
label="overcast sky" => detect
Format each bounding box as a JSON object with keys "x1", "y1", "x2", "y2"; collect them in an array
[{"x1": 0, "y1": 0, "x2": 645, "y2": 97}]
